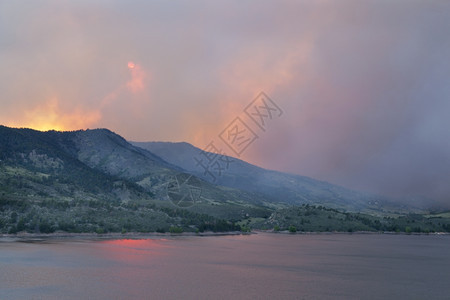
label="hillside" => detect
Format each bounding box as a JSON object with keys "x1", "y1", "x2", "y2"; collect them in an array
[
  {"x1": 248, "y1": 205, "x2": 450, "y2": 233},
  {"x1": 1, "y1": 126, "x2": 446, "y2": 235},
  {"x1": 0, "y1": 126, "x2": 270, "y2": 234},
  {"x1": 132, "y1": 141, "x2": 410, "y2": 214}
]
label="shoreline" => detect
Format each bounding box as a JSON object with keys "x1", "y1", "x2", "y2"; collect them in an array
[
  {"x1": 253, "y1": 229, "x2": 450, "y2": 235},
  {"x1": 0, "y1": 231, "x2": 249, "y2": 242},
  {"x1": 1, "y1": 230, "x2": 448, "y2": 242}
]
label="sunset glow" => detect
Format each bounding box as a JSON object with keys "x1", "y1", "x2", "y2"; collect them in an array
[{"x1": 4, "y1": 98, "x2": 101, "y2": 132}]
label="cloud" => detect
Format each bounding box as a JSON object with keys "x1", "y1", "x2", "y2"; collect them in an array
[
  {"x1": 0, "y1": 0, "x2": 449, "y2": 204},
  {"x1": 126, "y1": 62, "x2": 148, "y2": 94}
]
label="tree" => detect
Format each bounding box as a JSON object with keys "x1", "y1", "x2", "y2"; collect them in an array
[
  {"x1": 8, "y1": 226, "x2": 18, "y2": 234},
  {"x1": 288, "y1": 225, "x2": 297, "y2": 233},
  {"x1": 10, "y1": 212, "x2": 18, "y2": 223},
  {"x1": 17, "y1": 218, "x2": 25, "y2": 232},
  {"x1": 169, "y1": 226, "x2": 183, "y2": 233},
  {"x1": 39, "y1": 221, "x2": 54, "y2": 233}
]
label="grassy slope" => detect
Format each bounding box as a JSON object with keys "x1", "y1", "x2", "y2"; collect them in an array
[{"x1": 249, "y1": 205, "x2": 450, "y2": 233}]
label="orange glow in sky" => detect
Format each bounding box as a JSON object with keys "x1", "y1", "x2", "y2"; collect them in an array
[
  {"x1": 128, "y1": 61, "x2": 136, "y2": 69},
  {"x1": 4, "y1": 98, "x2": 101, "y2": 132}
]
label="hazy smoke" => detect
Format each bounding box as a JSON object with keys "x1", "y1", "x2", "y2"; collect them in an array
[{"x1": 1, "y1": 1, "x2": 449, "y2": 204}]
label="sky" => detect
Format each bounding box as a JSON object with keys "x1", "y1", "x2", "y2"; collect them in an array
[{"x1": 1, "y1": 0, "x2": 449, "y2": 205}]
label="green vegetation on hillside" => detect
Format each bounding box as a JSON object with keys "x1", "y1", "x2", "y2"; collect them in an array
[
  {"x1": 0, "y1": 194, "x2": 242, "y2": 234},
  {"x1": 250, "y1": 205, "x2": 450, "y2": 233}
]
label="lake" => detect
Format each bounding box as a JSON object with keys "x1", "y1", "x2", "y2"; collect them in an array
[{"x1": 1, "y1": 233, "x2": 449, "y2": 299}]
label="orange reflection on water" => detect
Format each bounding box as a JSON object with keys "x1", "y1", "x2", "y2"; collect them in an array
[{"x1": 98, "y1": 239, "x2": 170, "y2": 264}]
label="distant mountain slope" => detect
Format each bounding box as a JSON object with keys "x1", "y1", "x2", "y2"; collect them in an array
[{"x1": 132, "y1": 141, "x2": 407, "y2": 213}]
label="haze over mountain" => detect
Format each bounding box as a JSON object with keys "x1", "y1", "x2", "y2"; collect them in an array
[
  {"x1": 2, "y1": 125, "x2": 450, "y2": 234},
  {"x1": 133, "y1": 141, "x2": 432, "y2": 213},
  {"x1": 2, "y1": 125, "x2": 395, "y2": 216}
]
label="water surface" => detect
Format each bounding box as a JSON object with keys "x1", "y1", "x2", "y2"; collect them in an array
[{"x1": 1, "y1": 233, "x2": 449, "y2": 299}]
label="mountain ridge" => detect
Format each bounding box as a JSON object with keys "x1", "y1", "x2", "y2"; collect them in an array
[
  {"x1": 132, "y1": 141, "x2": 410, "y2": 214},
  {"x1": 1, "y1": 125, "x2": 449, "y2": 235},
  {"x1": 0, "y1": 126, "x2": 275, "y2": 234}
]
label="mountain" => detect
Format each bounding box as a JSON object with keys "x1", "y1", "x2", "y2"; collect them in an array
[
  {"x1": 0, "y1": 126, "x2": 270, "y2": 234},
  {"x1": 132, "y1": 141, "x2": 412, "y2": 214},
  {"x1": 2, "y1": 125, "x2": 444, "y2": 235}
]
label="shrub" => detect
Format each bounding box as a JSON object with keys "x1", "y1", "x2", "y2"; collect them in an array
[{"x1": 169, "y1": 226, "x2": 183, "y2": 234}]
